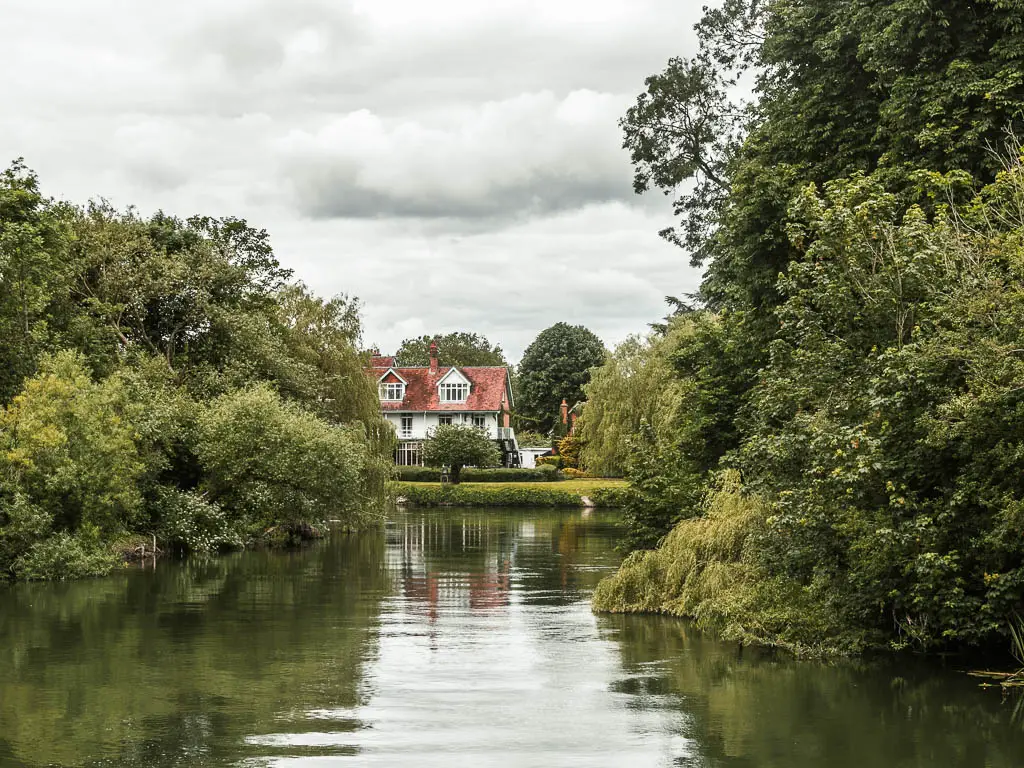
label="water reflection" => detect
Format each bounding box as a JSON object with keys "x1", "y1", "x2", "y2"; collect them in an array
[{"x1": 0, "y1": 508, "x2": 1021, "y2": 767}]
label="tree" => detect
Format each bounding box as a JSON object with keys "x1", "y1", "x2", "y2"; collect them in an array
[
  {"x1": 395, "y1": 332, "x2": 506, "y2": 367},
  {"x1": 195, "y1": 385, "x2": 373, "y2": 537},
  {"x1": 516, "y1": 323, "x2": 605, "y2": 432},
  {"x1": 421, "y1": 424, "x2": 500, "y2": 484}
]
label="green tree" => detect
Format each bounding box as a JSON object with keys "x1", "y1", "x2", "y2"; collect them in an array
[
  {"x1": 421, "y1": 424, "x2": 500, "y2": 484},
  {"x1": 516, "y1": 323, "x2": 605, "y2": 432},
  {"x1": 396, "y1": 332, "x2": 507, "y2": 367},
  {"x1": 195, "y1": 385, "x2": 375, "y2": 539}
]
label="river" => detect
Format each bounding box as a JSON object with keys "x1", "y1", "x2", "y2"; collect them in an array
[{"x1": 0, "y1": 507, "x2": 1022, "y2": 767}]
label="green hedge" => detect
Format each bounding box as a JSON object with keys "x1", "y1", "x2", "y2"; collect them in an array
[
  {"x1": 588, "y1": 486, "x2": 631, "y2": 508},
  {"x1": 392, "y1": 482, "x2": 626, "y2": 507},
  {"x1": 394, "y1": 465, "x2": 562, "y2": 483},
  {"x1": 394, "y1": 482, "x2": 579, "y2": 507}
]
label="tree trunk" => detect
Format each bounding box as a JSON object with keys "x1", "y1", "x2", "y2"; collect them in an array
[{"x1": 451, "y1": 465, "x2": 462, "y2": 484}]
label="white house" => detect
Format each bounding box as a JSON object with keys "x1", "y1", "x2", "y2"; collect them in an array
[{"x1": 368, "y1": 343, "x2": 519, "y2": 466}]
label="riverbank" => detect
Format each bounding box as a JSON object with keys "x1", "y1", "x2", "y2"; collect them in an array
[{"x1": 392, "y1": 479, "x2": 628, "y2": 507}]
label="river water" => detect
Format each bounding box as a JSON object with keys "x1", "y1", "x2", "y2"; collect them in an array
[{"x1": 0, "y1": 507, "x2": 1022, "y2": 767}]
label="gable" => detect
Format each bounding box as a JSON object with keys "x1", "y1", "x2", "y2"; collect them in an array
[
  {"x1": 436, "y1": 368, "x2": 469, "y2": 386},
  {"x1": 376, "y1": 367, "x2": 407, "y2": 385}
]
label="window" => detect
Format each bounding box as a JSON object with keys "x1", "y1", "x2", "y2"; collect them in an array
[
  {"x1": 379, "y1": 382, "x2": 404, "y2": 401},
  {"x1": 440, "y1": 382, "x2": 469, "y2": 402},
  {"x1": 400, "y1": 415, "x2": 413, "y2": 438},
  {"x1": 472, "y1": 415, "x2": 486, "y2": 429},
  {"x1": 395, "y1": 441, "x2": 422, "y2": 466},
  {"x1": 438, "y1": 414, "x2": 454, "y2": 425}
]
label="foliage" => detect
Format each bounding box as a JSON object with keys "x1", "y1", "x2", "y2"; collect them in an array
[
  {"x1": 195, "y1": 385, "x2": 373, "y2": 537},
  {"x1": 556, "y1": 434, "x2": 582, "y2": 470},
  {"x1": 535, "y1": 455, "x2": 561, "y2": 468},
  {"x1": 514, "y1": 429, "x2": 550, "y2": 448},
  {"x1": 12, "y1": 531, "x2": 119, "y2": 581},
  {"x1": 393, "y1": 480, "x2": 626, "y2": 508},
  {"x1": 561, "y1": 467, "x2": 587, "y2": 479},
  {"x1": 0, "y1": 351, "x2": 145, "y2": 576},
  {"x1": 600, "y1": 0, "x2": 1024, "y2": 654},
  {"x1": 395, "y1": 465, "x2": 561, "y2": 483},
  {"x1": 593, "y1": 472, "x2": 858, "y2": 655},
  {"x1": 0, "y1": 163, "x2": 392, "y2": 579},
  {"x1": 420, "y1": 423, "x2": 501, "y2": 484},
  {"x1": 516, "y1": 322, "x2": 606, "y2": 431},
  {"x1": 396, "y1": 332, "x2": 507, "y2": 367},
  {"x1": 152, "y1": 487, "x2": 241, "y2": 554}
]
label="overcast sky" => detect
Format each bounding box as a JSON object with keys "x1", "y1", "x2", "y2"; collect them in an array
[{"x1": 1, "y1": 0, "x2": 704, "y2": 361}]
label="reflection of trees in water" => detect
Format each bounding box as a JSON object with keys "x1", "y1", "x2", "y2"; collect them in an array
[
  {"x1": 386, "y1": 509, "x2": 623, "y2": 614},
  {"x1": 0, "y1": 530, "x2": 389, "y2": 767},
  {"x1": 601, "y1": 615, "x2": 1024, "y2": 768}
]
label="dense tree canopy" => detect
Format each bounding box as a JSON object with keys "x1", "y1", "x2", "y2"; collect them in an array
[
  {"x1": 594, "y1": 0, "x2": 1024, "y2": 655},
  {"x1": 0, "y1": 162, "x2": 392, "y2": 579},
  {"x1": 396, "y1": 332, "x2": 507, "y2": 367},
  {"x1": 516, "y1": 322, "x2": 605, "y2": 432}
]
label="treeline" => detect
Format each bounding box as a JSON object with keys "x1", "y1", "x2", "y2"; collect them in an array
[
  {"x1": 587, "y1": 1, "x2": 1024, "y2": 655},
  {"x1": 0, "y1": 162, "x2": 392, "y2": 580}
]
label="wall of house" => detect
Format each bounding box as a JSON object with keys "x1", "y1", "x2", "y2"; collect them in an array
[{"x1": 384, "y1": 411, "x2": 500, "y2": 440}]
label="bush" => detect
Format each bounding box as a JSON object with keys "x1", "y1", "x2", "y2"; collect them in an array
[
  {"x1": 153, "y1": 487, "x2": 242, "y2": 554},
  {"x1": 592, "y1": 472, "x2": 859, "y2": 656},
  {"x1": 588, "y1": 486, "x2": 630, "y2": 507},
  {"x1": 13, "y1": 530, "x2": 119, "y2": 581},
  {"x1": 196, "y1": 385, "x2": 374, "y2": 534},
  {"x1": 561, "y1": 467, "x2": 588, "y2": 478},
  {"x1": 535, "y1": 455, "x2": 561, "y2": 468}
]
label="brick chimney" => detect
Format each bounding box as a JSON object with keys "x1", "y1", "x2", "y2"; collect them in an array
[
  {"x1": 429, "y1": 340, "x2": 439, "y2": 375},
  {"x1": 560, "y1": 398, "x2": 568, "y2": 425}
]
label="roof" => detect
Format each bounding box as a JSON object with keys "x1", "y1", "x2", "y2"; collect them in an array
[
  {"x1": 370, "y1": 354, "x2": 396, "y2": 368},
  {"x1": 368, "y1": 365, "x2": 511, "y2": 412}
]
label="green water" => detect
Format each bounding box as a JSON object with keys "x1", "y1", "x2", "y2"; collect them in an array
[{"x1": 0, "y1": 507, "x2": 1021, "y2": 767}]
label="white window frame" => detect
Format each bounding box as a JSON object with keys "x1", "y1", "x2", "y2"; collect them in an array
[
  {"x1": 400, "y1": 415, "x2": 413, "y2": 438},
  {"x1": 438, "y1": 414, "x2": 454, "y2": 425},
  {"x1": 440, "y1": 382, "x2": 469, "y2": 402},
  {"x1": 472, "y1": 415, "x2": 486, "y2": 429},
  {"x1": 379, "y1": 382, "x2": 405, "y2": 401}
]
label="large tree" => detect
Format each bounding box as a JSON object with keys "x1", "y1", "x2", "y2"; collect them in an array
[
  {"x1": 516, "y1": 323, "x2": 605, "y2": 432},
  {"x1": 396, "y1": 332, "x2": 506, "y2": 367}
]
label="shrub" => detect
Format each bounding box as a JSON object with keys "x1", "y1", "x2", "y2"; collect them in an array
[
  {"x1": 557, "y1": 434, "x2": 583, "y2": 469},
  {"x1": 395, "y1": 465, "x2": 562, "y2": 483},
  {"x1": 153, "y1": 487, "x2": 242, "y2": 554},
  {"x1": 535, "y1": 455, "x2": 561, "y2": 468},
  {"x1": 13, "y1": 530, "x2": 119, "y2": 581},
  {"x1": 561, "y1": 467, "x2": 588, "y2": 478},
  {"x1": 394, "y1": 482, "x2": 582, "y2": 507},
  {"x1": 195, "y1": 385, "x2": 374, "y2": 534},
  {"x1": 592, "y1": 472, "x2": 859, "y2": 656},
  {"x1": 588, "y1": 486, "x2": 630, "y2": 508}
]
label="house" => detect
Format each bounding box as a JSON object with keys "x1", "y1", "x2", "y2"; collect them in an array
[{"x1": 368, "y1": 342, "x2": 519, "y2": 466}]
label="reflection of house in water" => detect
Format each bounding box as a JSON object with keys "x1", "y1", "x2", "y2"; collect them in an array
[{"x1": 386, "y1": 516, "x2": 516, "y2": 618}]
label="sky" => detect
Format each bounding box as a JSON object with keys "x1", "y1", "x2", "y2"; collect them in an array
[{"x1": 0, "y1": 0, "x2": 705, "y2": 362}]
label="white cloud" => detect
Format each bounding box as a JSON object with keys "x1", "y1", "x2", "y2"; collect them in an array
[{"x1": 0, "y1": 0, "x2": 705, "y2": 361}]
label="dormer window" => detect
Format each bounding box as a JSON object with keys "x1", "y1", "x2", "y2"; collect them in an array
[
  {"x1": 440, "y1": 382, "x2": 469, "y2": 402},
  {"x1": 380, "y1": 382, "x2": 405, "y2": 401}
]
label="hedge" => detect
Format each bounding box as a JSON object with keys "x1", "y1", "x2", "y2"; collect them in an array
[
  {"x1": 392, "y1": 482, "x2": 626, "y2": 507},
  {"x1": 394, "y1": 465, "x2": 562, "y2": 483}
]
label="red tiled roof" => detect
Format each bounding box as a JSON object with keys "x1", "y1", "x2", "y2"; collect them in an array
[
  {"x1": 368, "y1": 365, "x2": 510, "y2": 412},
  {"x1": 370, "y1": 355, "x2": 396, "y2": 368}
]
